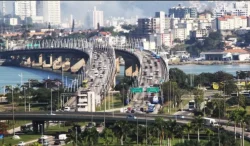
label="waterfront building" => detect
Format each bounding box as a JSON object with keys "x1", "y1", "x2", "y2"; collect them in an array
[{"x1": 200, "y1": 49, "x2": 250, "y2": 61}]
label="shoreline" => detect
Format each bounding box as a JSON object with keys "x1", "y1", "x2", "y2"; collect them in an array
[{"x1": 169, "y1": 61, "x2": 250, "y2": 66}]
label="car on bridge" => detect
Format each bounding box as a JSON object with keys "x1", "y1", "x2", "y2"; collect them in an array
[{"x1": 127, "y1": 115, "x2": 137, "y2": 120}]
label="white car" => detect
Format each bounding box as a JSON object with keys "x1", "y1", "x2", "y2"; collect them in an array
[{"x1": 17, "y1": 141, "x2": 25, "y2": 146}]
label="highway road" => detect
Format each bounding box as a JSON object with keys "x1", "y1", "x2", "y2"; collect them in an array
[
  {"x1": 130, "y1": 50, "x2": 164, "y2": 113},
  {"x1": 67, "y1": 47, "x2": 115, "y2": 108}
]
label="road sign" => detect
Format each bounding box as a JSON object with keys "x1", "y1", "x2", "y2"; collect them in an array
[
  {"x1": 130, "y1": 87, "x2": 143, "y2": 93},
  {"x1": 147, "y1": 87, "x2": 160, "y2": 93},
  {"x1": 27, "y1": 44, "x2": 32, "y2": 47},
  {"x1": 34, "y1": 44, "x2": 40, "y2": 47}
]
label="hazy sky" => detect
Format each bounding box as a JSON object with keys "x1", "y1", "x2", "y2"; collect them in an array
[{"x1": 3, "y1": 1, "x2": 231, "y2": 22}]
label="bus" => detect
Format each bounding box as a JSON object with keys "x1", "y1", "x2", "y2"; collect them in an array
[
  {"x1": 188, "y1": 100, "x2": 196, "y2": 111},
  {"x1": 82, "y1": 79, "x2": 88, "y2": 88}
]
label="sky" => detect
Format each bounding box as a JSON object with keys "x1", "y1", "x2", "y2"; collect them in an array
[{"x1": 3, "y1": 1, "x2": 234, "y2": 22}]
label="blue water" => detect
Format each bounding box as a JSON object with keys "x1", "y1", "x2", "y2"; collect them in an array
[
  {"x1": 1, "y1": 64, "x2": 248, "y2": 93},
  {"x1": 169, "y1": 64, "x2": 250, "y2": 75},
  {"x1": 0, "y1": 66, "x2": 70, "y2": 93}
]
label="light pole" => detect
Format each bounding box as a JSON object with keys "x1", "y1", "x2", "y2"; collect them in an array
[
  {"x1": 145, "y1": 114, "x2": 147, "y2": 146},
  {"x1": 75, "y1": 127, "x2": 77, "y2": 146},
  {"x1": 50, "y1": 88, "x2": 53, "y2": 115},
  {"x1": 40, "y1": 124, "x2": 43, "y2": 145},
  {"x1": 12, "y1": 85, "x2": 15, "y2": 136},
  {"x1": 65, "y1": 76, "x2": 68, "y2": 87},
  {"x1": 137, "y1": 117, "x2": 138, "y2": 146}
]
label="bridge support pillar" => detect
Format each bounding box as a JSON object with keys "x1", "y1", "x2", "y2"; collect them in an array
[
  {"x1": 53, "y1": 56, "x2": 62, "y2": 70},
  {"x1": 125, "y1": 66, "x2": 133, "y2": 76},
  {"x1": 39, "y1": 54, "x2": 43, "y2": 64},
  {"x1": 132, "y1": 64, "x2": 139, "y2": 76},
  {"x1": 32, "y1": 120, "x2": 45, "y2": 134},
  {"x1": 115, "y1": 58, "x2": 120, "y2": 73}
]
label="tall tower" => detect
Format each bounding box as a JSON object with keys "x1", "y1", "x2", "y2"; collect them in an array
[{"x1": 2, "y1": 1, "x2": 5, "y2": 17}]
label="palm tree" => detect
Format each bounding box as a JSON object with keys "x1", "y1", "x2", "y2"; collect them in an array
[
  {"x1": 154, "y1": 117, "x2": 167, "y2": 146},
  {"x1": 82, "y1": 127, "x2": 99, "y2": 146},
  {"x1": 65, "y1": 128, "x2": 81, "y2": 146},
  {"x1": 191, "y1": 115, "x2": 203, "y2": 142},
  {"x1": 183, "y1": 122, "x2": 192, "y2": 141},
  {"x1": 112, "y1": 121, "x2": 130, "y2": 145},
  {"x1": 205, "y1": 128, "x2": 214, "y2": 141},
  {"x1": 166, "y1": 119, "x2": 178, "y2": 146},
  {"x1": 228, "y1": 109, "x2": 241, "y2": 140},
  {"x1": 147, "y1": 125, "x2": 158, "y2": 146},
  {"x1": 237, "y1": 109, "x2": 249, "y2": 146},
  {"x1": 101, "y1": 127, "x2": 114, "y2": 146}
]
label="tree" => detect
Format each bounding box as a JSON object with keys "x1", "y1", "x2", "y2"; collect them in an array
[
  {"x1": 205, "y1": 128, "x2": 214, "y2": 141},
  {"x1": 193, "y1": 89, "x2": 204, "y2": 111},
  {"x1": 154, "y1": 117, "x2": 167, "y2": 145},
  {"x1": 65, "y1": 128, "x2": 81, "y2": 146},
  {"x1": 223, "y1": 80, "x2": 238, "y2": 96},
  {"x1": 169, "y1": 68, "x2": 189, "y2": 88},
  {"x1": 191, "y1": 115, "x2": 204, "y2": 142},
  {"x1": 101, "y1": 128, "x2": 114, "y2": 146},
  {"x1": 112, "y1": 121, "x2": 131, "y2": 145},
  {"x1": 228, "y1": 109, "x2": 242, "y2": 140},
  {"x1": 81, "y1": 127, "x2": 99, "y2": 146},
  {"x1": 183, "y1": 122, "x2": 192, "y2": 141},
  {"x1": 166, "y1": 119, "x2": 178, "y2": 146}
]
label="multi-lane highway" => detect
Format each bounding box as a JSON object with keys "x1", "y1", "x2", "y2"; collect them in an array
[{"x1": 130, "y1": 50, "x2": 164, "y2": 113}]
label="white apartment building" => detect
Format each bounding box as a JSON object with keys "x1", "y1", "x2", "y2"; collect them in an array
[
  {"x1": 217, "y1": 15, "x2": 247, "y2": 30},
  {"x1": 36, "y1": 1, "x2": 61, "y2": 25},
  {"x1": 14, "y1": 1, "x2": 36, "y2": 20},
  {"x1": 92, "y1": 6, "x2": 104, "y2": 29},
  {"x1": 155, "y1": 11, "x2": 166, "y2": 33},
  {"x1": 172, "y1": 28, "x2": 188, "y2": 41},
  {"x1": 77, "y1": 90, "x2": 96, "y2": 112}
]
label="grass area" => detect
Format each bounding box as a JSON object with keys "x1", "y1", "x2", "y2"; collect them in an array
[
  {"x1": 5, "y1": 120, "x2": 31, "y2": 130},
  {"x1": 96, "y1": 93, "x2": 123, "y2": 111},
  {"x1": 159, "y1": 98, "x2": 191, "y2": 114},
  {"x1": 2, "y1": 134, "x2": 40, "y2": 145},
  {"x1": 45, "y1": 122, "x2": 86, "y2": 135}
]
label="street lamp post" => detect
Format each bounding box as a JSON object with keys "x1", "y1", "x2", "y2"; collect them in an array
[
  {"x1": 75, "y1": 127, "x2": 77, "y2": 146},
  {"x1": 12, "y1": 85, "x2": 15, "y2": 136},
  {"x1": 50, "y1": 89, "x2": 53, "y2": 115},
  {"x1": 40, "y1": 124, "x2": 44, "y2": 145}
]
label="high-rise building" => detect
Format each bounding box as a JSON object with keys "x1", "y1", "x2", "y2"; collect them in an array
[
  {"x1": 14, "y1": 1, "x2": 36, "y2": 20},
  {"x1": 92, "y1": 6, "x2": 103, "y2": 29},
  {"x1": 36, "y1": 1, "x2": 61, "y2": 25},
  {"x1": 169, "y1": 4, "x2": 197, "y2": 19},
  {"x1": 155, "y1": 11, "x2": 165, "y2": 33}
]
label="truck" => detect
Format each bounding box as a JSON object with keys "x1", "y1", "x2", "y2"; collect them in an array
[{"x1": 203, "y1": 117, "x2": 219, "y2": 127}]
